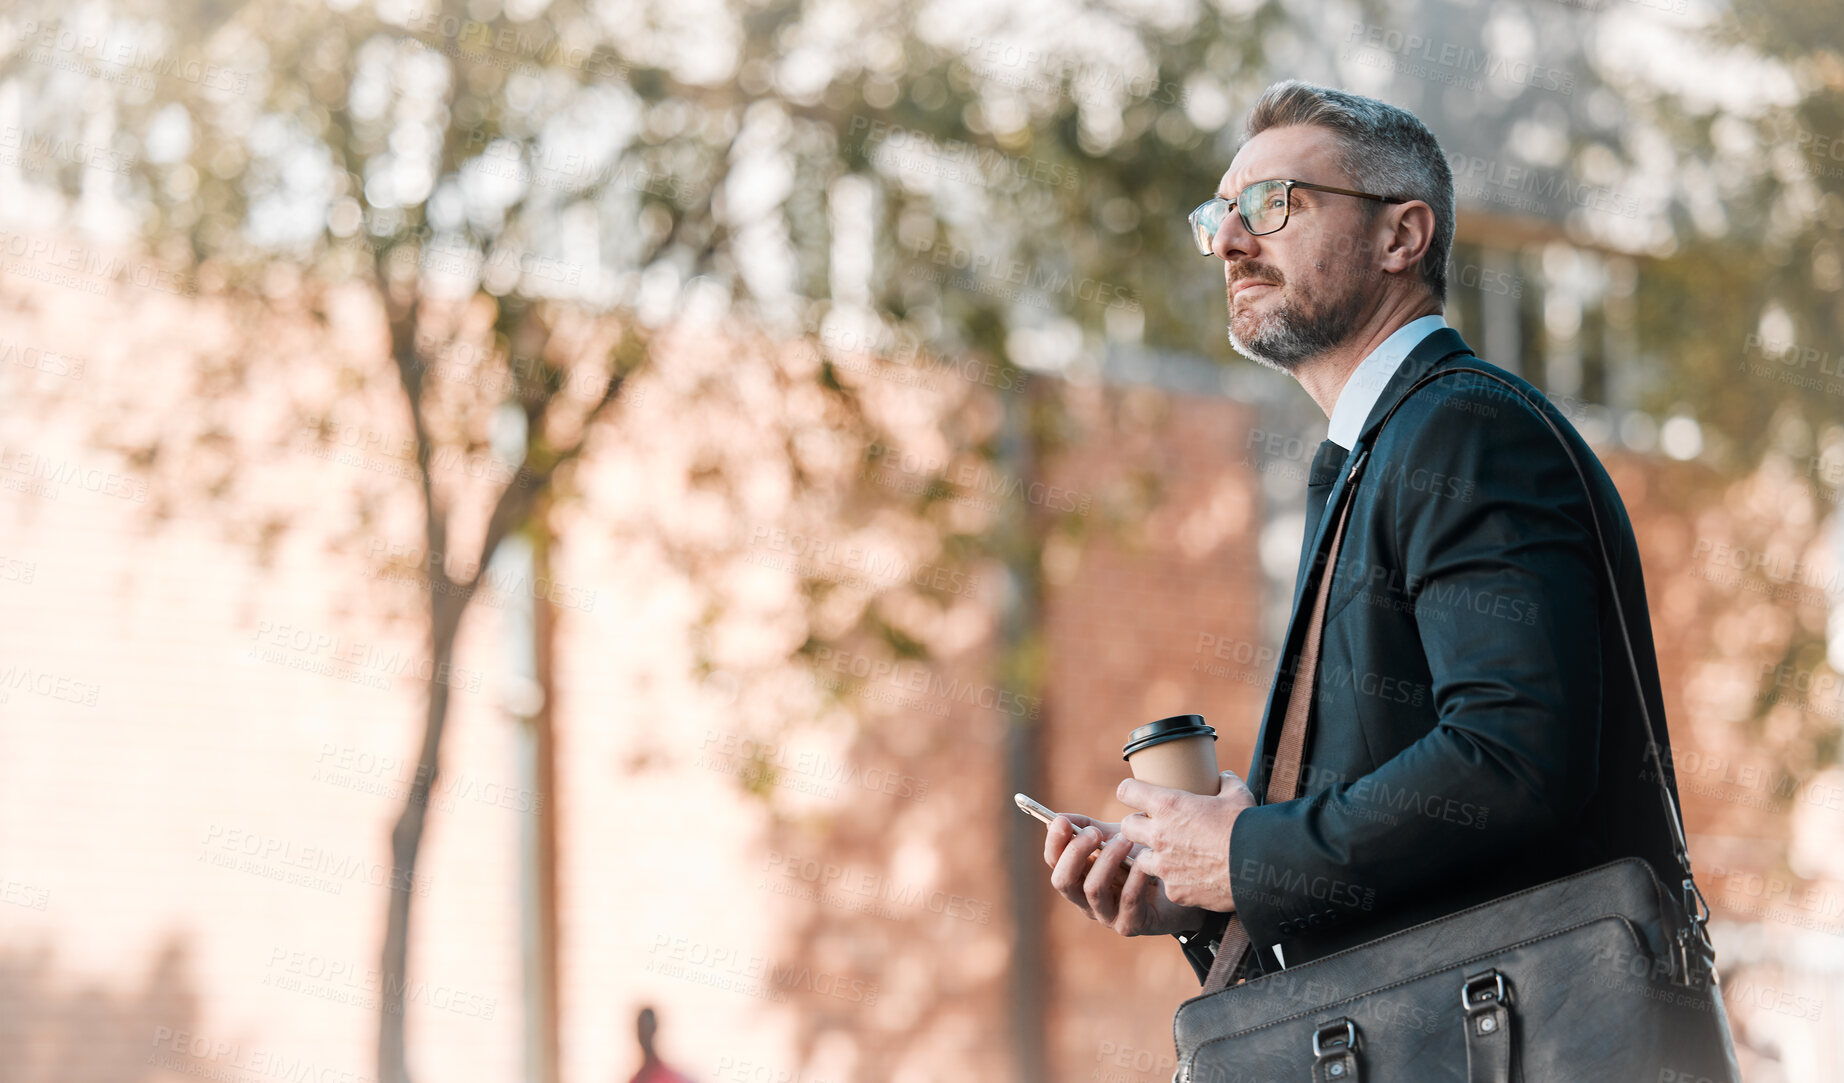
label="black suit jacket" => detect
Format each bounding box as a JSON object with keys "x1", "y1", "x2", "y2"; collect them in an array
[{"x1": 1181, "y1": 328, "x2": 1685, "y2": 982}]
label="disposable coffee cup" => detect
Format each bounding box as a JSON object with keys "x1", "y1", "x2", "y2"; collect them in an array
[{"x1": 1122, "y1": 714, "x2": 1221, "y2": 795}]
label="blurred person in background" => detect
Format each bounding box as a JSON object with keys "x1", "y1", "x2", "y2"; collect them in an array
[{"x1": 627, "y1": 1006, "x2": 695, "y2": 1083}]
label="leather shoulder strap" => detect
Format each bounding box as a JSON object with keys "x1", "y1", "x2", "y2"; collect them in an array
[
  {"x1": 1358, "y1": 366, "x2": 1693, "y2": 877},
  {"x1": 1352, "y1": 366, "x2": 1711, "y2": 966},
  {"x1": 1207, "y1": 363, "x2": 1714, "y2": 992}
]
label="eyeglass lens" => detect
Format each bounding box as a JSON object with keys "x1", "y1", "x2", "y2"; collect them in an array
[{"x1": 1191, "y1": 180, "x2": 1292, "y2": 253}]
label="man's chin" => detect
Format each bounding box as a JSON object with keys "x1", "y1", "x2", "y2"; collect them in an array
[
  {"x1": 1226, "y1": 328, "x2": 1305, "y2": 374},
  {"x1": 1231, "y1": 317, "x2": 1305, "y2": 372}
]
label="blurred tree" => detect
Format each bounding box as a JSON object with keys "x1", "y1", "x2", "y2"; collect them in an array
[
  {"x1": 0, "y1": 0, "x2": 1410, "y2": 1078},
  {"x1": 1588, "y1": 1, "x2": 1844, "y2": 791},
  {"x1": 1594, "y1": 5, "x2": 1842, "y2": 471}
]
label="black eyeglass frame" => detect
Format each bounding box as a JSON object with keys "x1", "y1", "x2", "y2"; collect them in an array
[{"x1": 1188, "y1": 179, "x2": 1406, "y2": 256}]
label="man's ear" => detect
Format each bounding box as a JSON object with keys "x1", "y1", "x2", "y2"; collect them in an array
[{"x1": 1379, "y1": 200, "x2": 1435, "y2": 279}]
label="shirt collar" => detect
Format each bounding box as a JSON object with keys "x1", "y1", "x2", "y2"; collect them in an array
[{"x1": 1326, "y1": 314, "x2": 1449, "y2": 450}]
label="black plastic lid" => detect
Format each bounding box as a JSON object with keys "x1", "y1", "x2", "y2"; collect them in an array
[{"x1": 1121, "y1": 714, "x2": 1216, "y2": 760}]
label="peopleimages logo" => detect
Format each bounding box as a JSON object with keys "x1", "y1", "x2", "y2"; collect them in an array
[
  {"x1": 0, "y1": 336, "x2": 86, "y2": 379},
  {"x1": 314, "y1": 742, "x2": 544, "y2": 815},
  {"x1": 808, "y1": 645, "x2": 1042, "y2": 719},
  {"x1": 904, "y1": 239, "x2": 1139, "y2": 312},
  {"x1": 745, "y1": 525, "x2": 982, "y2": 599},
  {"x1": 761, "y1": 850, "x2": 994, "y2": 925},
  {"x1": 147, "y1": 1028, "x2": 375, "y2": 1082},
  {"x1": 1234, "y1": 860, "x2": 1378, "y2": 912},
  {"x1": 398, "y1": 7, "x2": 628, "y2": 77},
  {"x1": 0, "y1": 230, "x2": 194, "y2": 296},
  {"x1": 199, "y1": 824, "x2": 434, "y2": 897},
  {"x1": 862, "y1": 442, "x2": 1094, "y2": 516},
  {"x1": 0, "y1": 444, "x2": 147, "y2": 503},
  {"x1": 698, "y1": 728, "x2": 933, "y2": 799},
  {"x1": 0, "y1": 125, "x2": 137, "y2": 175},
  {"x1": 19, "y1": 20, "x2": 252, "y2": 94},
  {"x1": 1690, "y1": 538, "x2": 1844, "y2": 599},
  {"x1": 246, "y1": 620, "x2": 486, "y2": 694},
  {"x1": 1744, "y1": 333, "x2": 1844, "y2": 375},
  {"x1": 964, "y1": 37, "x2": 1188, "y2": 107},
  {"x1": 817, "y1": 324, "x2": 1030, "y2": 396},
  {"x1": 646, "y1": 933, "x2": 879, "y2": 1006},
  {"x1": 1345, "y1": 24, "x2": 1575, "y2": 94},
  {"x1": 1446, "y1": 155, "x2": 1641, "y2": 218},
  {"x1": 851, "y1": 115, "x2": 1080, "y2": 192},
  {"x1": 263, "y1": 946, "x2": 497, "y2": 1020},
  {"x1": 0, "y1": 663, "x2": 101, "y2": 707}
]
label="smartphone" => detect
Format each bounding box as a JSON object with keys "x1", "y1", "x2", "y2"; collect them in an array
[
  {"x1": 1014, "y1": 792, "x2": 1058, "y2": 825},
  {"x1": 1014, "y1": 793, "x2": 1136, "y2": 866}
]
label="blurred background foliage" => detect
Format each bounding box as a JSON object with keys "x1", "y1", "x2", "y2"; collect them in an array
[
  {"x1": 3, "y1": 0, "x2": 1842, "y2": 1078},
  {"x1": 2, "y1": 0, "x2": 1838, "y2": 451}
]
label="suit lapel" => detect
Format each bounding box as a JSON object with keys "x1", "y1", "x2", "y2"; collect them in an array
[{"x1": 1244, "y1": 327, "x2": 1478, "y2": 795}]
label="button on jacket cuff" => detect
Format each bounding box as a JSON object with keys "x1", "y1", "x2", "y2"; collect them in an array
[{"x1": 1227, "y1": 802, "x2": 1288, "y2": 950}]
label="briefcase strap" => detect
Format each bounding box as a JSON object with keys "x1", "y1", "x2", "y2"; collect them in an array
[
  {"x1": 1310, "y1": 1018, "x2": 1363, "y2": 1083},
  {"x1": 1462, "y1": 969, "x2": 1513, "y2": 1083},
  {"x1": 1369, "y1": 367, "x2": 1711, "y2": 965},
  {"x1": 1200, "y1": 364, "x2": 1714, "y2": 994},
  {"x1": 1201, "y1": 491, "x2": 1355, "y2": 992}
]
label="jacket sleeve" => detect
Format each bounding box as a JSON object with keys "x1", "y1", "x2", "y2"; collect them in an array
[{"x1": 1227, "y1": 387, "x2": 1605, "y2": 951}]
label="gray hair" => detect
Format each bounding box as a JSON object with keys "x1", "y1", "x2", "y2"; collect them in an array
[{"x1": 1245, "y1": 80, "x2": 1455, "y2": 301}]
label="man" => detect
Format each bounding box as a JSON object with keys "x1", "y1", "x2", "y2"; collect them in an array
[
  {"x1": 625, "y1": 1007, "x2": 695, "y2": 1083},
  {"x1": 1041, "y1": 80, "x2": 1685, "y2": 985}
]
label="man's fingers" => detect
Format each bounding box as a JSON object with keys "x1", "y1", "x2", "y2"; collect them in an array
[
  {"x1": 1116, "y1": 858, "x2": 1158, "y2": 931},
  {"x1": 1051, "y1": 825, "x2": 1104, "y2": 908},
  {"x1": 1083, "y1": 834, "x2": 1134, "y2": 923},
  {"x1": 1126, "y1": 837, "x2": 1161, "y2": 881},
  {"x1": 1116, "y1": 776, "x2": 1180, "y2": 815},
  {"x1": 1044, "y1": 815, "x2": 1075, "y2": 867},
  {"x1": 1045, "y1": 813, "x2": 1107, "y2": 866},
  {"x1": 1118, "y1": 811, "x2": 1155, "y2": 849}
]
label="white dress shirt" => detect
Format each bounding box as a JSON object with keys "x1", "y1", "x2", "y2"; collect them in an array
[{"x1": 1325, "y1": 314, "x2": 1449, "y2": 450}]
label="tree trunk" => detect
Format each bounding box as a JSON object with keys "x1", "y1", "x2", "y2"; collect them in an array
[
  {"x1": 1000, "y1": 380, "x2": 1049, "y2": 1083},
  {"x1": 378, "y1": 589, "x2": 469, "y2": 1083},
  {"x1": 529, "y1": 517, "x2": 561, "y2": 1083}
]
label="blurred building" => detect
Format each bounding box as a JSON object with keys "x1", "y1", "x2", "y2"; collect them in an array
[{"x1": 2, "y1": 226, "x2": 1839, "y2": 1083}]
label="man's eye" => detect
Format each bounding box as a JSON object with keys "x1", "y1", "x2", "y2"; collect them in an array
[{"x1": 1265, "y1": 194, "x2": 1288, "y2": 210}]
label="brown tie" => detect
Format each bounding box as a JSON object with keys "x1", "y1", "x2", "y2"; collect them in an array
[{"x1": 1200, "y1": 491, "x2": 1354, "y2": 992}]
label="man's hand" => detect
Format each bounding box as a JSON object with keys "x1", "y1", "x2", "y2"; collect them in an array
[
  {"x1": 1117, "y1": 769, "x2": 1257, "y2": 912},
  {"x1": 1043, "y1": 813, "x2": 1210, "y2": 937}
]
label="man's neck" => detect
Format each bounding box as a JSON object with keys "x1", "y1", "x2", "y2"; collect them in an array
[{"x1": 1295, "y1": 290, "x2": 1442, "y2": 420}]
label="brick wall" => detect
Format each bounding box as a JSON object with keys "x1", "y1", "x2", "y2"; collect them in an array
[{"x1": 0, "y1": 267, "x2": 1831, "y2": 1082}]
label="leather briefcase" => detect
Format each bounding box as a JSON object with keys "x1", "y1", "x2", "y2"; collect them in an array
[
  {"x1": 1171, "y1": 366, "x2": 1740, "y2": 1083},
  {"x1": 1172, "y1": 858, "x2": 1737, "y2": 1081}
]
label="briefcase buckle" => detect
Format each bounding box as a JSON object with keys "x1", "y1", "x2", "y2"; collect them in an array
[
  {"x1": 1677, "y1": 877, "x2": 1718, "y2": 987},
  {"x1": 1461, "y1": 969, "x2": 1507, "y2": 1012},
  {"x1": 1682, "y1": 877, "x2": 1712, "y2": 929},
  {"x1": 1312, "y1": 1018, "x2": 1358, "y2": 1057}
]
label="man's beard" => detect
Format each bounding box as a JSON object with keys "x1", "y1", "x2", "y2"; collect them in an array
[{"x1": 1226, "y1": 260, "x2": 1370, "y2": 373}]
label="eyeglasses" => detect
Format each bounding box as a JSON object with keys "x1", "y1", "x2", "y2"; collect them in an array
[{"x1": 1187, "y1": 179, "x2": 1405, "y2": 256}]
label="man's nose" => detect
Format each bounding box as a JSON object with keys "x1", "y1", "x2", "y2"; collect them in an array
[{"x1": 1214, "y1": 210, "x2": 1257, "y2": 262}]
